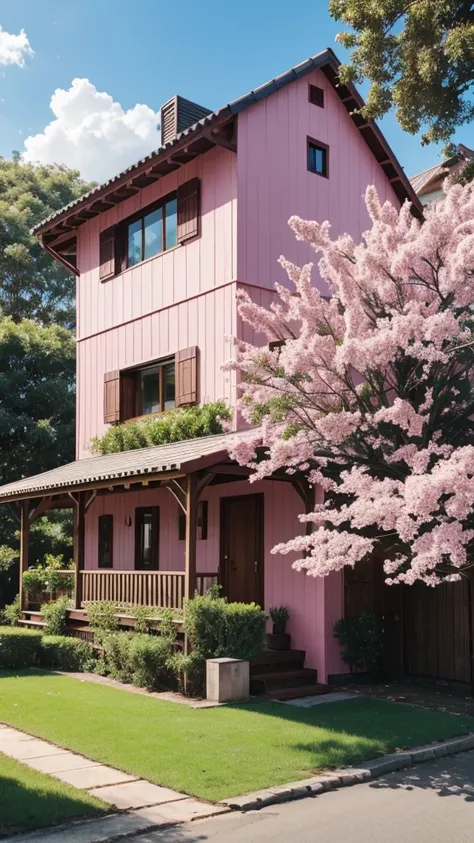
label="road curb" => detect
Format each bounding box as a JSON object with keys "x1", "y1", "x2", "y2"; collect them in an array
[{"x1": 220, "y1": 732, "x2": 474, "y2": 812}]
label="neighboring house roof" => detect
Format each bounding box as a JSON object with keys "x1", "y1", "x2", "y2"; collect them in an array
[
  {"x1": 410, "y1": 162, "x2": 449, "y2": 196},
  {"x1": 410, "y1": 145, "x2": 474, "y2": 198},
  {"x1": 0, "y1": 431, "x2": 252, "y2": 502},
  {"x1": 33, "y1": 47, "x2": 421, "y2": 248}
]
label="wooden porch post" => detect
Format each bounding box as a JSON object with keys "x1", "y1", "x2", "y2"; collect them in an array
[
  {"x1": 184, "y1": 472, "x2": 198, "y2": 603},
  {"x1": 19, "y1": 499, "x2": 30, "y2": 611},
  {"x1": 74, "y1": 492, "x2": 86, "y2": 610}
]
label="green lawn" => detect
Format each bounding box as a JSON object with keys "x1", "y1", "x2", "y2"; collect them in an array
[
  {"x1": 1, "y1": 670, "x2": 473, "y2": 802},
  {"x1": 0, "y1": 750, "x2": 106, "y2": 838}
]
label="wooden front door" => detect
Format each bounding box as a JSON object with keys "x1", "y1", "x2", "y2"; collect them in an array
[{"x1": 220, "y1": 494, "x2": 264, "y2": 606}]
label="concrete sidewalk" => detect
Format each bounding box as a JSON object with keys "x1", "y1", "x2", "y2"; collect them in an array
[{"x1": 0, "y1": 722, "x2": 228, "y2": 842}]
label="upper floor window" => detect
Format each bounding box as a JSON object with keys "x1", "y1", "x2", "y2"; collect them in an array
[
  {"x1": 127, "y1": 196, "x2": 178, "y2": 267},
  {"x1": 307, "y1": 138, "x2": 328, "y2": 178},
  {"x1": 122, "y1": 359, "x2": 175, "y2": 421},
  {"x1": 103, "y1": 346, "x2": 199, "y2": 424},
  {"x1": 308, "y1": 84, "x2": 324, "y2": 108},
  {"x1": 99, "y1": 178, "x2": 200, "y2": 281}
]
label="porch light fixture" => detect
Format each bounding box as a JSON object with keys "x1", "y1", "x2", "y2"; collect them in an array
[{"x1": 125, "y1": 514, "x2": 132, "y2": 527}]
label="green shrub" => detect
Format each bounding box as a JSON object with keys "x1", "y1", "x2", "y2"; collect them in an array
[
  {"x1": 85, "y1": 601, "x2": 120, "y2": 635},
  {"x1": 0, "y1": 627, "x2": 42, "y2": 668},
  {"x1": 180, "y1": 589, "x2": 267, "y2": 694},
  {"x1": 184, "y1": 591, "x2": 266, "y2": 660},
  {"x1": 38, "y1": 635, "x2": 91, "y2": 671},
  {"x1": 169, "y1": 650, "x2": 206, "y2": 696},
  {"x1": 91, "y1": 401, "x2": 232, "y2": 455},
  {"x1": 100, "y1": 631, "x2": 175, "y2": 690},
  {"x1": 2, "y1": 596, "x2": 20, "y2": 627},
  {"x1": 334, "y1": 612, "x2": 383, "y2": 671},
  {"x1": 41, "y1": 596, "x2": 70, "y2": 635}
]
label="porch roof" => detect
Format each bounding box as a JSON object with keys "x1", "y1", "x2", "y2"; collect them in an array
[{"x1": 0, "y1": 431, "x2": 253, "y2": 503}]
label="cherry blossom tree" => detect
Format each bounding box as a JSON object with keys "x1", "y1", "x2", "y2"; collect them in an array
[{"x1": 229, "y1": 181, "x2": 474, "y2": 587}]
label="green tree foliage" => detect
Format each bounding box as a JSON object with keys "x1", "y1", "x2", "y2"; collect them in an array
[
  {"x1": 0, "y1": 156, "x2": 91, "y2": 326},
  {"x1": 0, "y1": 317, "x2": 75, "y2": 606},
  {"x1": 330, "y1": 1, "x2": 474, "y2": 144}
]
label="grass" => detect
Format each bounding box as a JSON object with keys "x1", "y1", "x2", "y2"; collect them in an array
[
  {"x1": 0, "y1": 750, "x2": 106, "y2": 838},
  {"x1": 1, "y1": 670, "x2": 473, "y2": 802}
]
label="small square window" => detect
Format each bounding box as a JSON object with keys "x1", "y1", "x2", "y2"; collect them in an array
[
  {"x1": 307, "y1": 139, "x2": 328, "y2": 178},
  {"x1": 309, "y1": 84, "x2": 324, "y2": 108}
]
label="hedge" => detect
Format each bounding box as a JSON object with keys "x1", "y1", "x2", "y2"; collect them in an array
[
  {"x1": 100, "y1": 631, "x2": 175, "y2": 690},
  {"x1": 0, "y1": 628, "x2": 43, "y2": 668},
  {"x1": 38, "y1": 636, "x2": 91, "y2": 671}
]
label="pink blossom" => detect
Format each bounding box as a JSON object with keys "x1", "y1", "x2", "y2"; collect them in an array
[{"x1": 229, "y1": 180, "x2": 474, "y2": 586}]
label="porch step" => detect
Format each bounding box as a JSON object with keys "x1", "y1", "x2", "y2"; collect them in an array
[
  {"x1": 18, "y1": 618, "x2": 48, "y2": 628},
  {"x1": 250, "y1": 667, "x2": 318, "y2": 694},
  {"x1": 268, "y1": 684, "x2": 332, "y2": 701},
  {"x1": 251, "y1": 649, "x2": 306, "y2": 673}
]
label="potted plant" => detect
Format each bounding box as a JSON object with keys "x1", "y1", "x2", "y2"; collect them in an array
[{"x1": 266, "y1": 606, "x2": 290, "y2": 651}]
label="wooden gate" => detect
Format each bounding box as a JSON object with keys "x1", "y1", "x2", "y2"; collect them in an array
[
  {"x1": 345, "y1": 558, "x2": 473, "y2": 684},
  {"x1": 403, "y1": 579, "x2": 473, "y2": 684}
]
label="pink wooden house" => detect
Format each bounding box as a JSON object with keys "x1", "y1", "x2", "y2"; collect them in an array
[{"x1": 0, "y1": 48, "x2": 420, "y2": 692}]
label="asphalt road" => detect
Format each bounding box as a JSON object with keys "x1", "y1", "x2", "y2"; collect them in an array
[{"x1": 135, "y1": 750, "x2": 474, "y2": 843}]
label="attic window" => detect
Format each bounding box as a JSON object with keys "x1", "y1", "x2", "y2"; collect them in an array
[{"x1": 309, "y1": 84, "x2": 324, "y2": 108}]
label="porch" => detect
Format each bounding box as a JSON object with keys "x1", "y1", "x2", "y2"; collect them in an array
[{"x1": 0, "y1": 431, "x2": 345, "y2": 684}]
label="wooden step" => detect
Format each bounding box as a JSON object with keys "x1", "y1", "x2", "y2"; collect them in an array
[
  {"x1": 251, "y1": 667, "x2": 318, "y2": 693},
  {"x1": 18, "y1": 619, "x2": 48, "y2": 628},
  {"x1": 250, "y1": 649, "x2": 306, "y2": 673},
  {"x1": 268, "y1": 684, "x2": 332, "y2": 701}
]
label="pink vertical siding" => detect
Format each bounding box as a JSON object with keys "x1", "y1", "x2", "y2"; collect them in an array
[
  {"x1": 85, "y1": 480, "x2": 344, "y2": 680},
  {"x1": 76, "y1": 287, "x2": 237, "y2": 457},
  {"x1": 236, "y1": 67, "x2": 401, "y2": 297},
  {"x1": 76, "y1": 146, "x2": 237, "y2": 341},
  {"x1": 76, "y1": 144, "x2": 238, "y2": 457}
]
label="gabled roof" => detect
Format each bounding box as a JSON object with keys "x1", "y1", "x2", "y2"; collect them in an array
[
  {"x1": 33, "y1": 47, "x2": 421, "y2": 249},
  {"x1": 0, "y1": 431, "x2": 251, "y2": 502}
]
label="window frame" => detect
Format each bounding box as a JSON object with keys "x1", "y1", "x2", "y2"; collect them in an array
[
  {"x1": 308, "y1": 84, "x2": 324, "y2": 108},
  {"x1": 135, "y1": 506, "x2": 160, "y2": 571},
  {"x1": 98, "y1": 514, "x2": 114, "y2": 569},
  {"x1": 121, "y1": 357, "x2": 175, "y2": 422},
  {"x1": 307, "y1": 137, "x2": 329, "y2": 179},
  {"x1": 118, "y1": 190, "x2": 178, "y2": 272}
]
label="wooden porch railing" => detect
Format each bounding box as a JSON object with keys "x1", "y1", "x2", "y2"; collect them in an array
[{"x1": 79, "y1": 570, "x2": 219, "y2": 610}]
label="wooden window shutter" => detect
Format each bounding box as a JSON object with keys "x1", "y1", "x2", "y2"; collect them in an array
[
  {"x1": 177, "y1": 178, "x2": 200, "y2": 243},
  {"x1": 121, "y1": 372, "x2": 136, "y2": 421},
  {"x1": 104, "y1": 370, "x2": 120, "y2": 423},
  {"x1": 175, "y1": 346, "x2": 199, "y2": 407},
  {"x1": 99, "y1": 226, "x2": 116, "y2": 280}
]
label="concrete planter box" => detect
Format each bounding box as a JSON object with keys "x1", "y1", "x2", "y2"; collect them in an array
[{"x1": 206, "y1": 658, "x2": 250, "y2": 703}]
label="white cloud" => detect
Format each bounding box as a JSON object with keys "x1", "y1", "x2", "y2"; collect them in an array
[
  {"x1": 0, "y1": 26, "x2": 33, "y2": 67},
  {"x1": 23, "y1": 78, "x2": 161, "y2": 182}
]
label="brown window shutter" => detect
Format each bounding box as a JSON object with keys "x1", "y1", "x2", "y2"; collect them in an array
[
  {"x1": 177, "y1": 178, "x2": 200, "y2": 243},
  {"x1": 104, "y1": 370, "x2": 120, "y2": 423},
  {"x1": 99, "y1": 226, "x2": 116, "y2": 280},
  {"x1": 175, "y1": 346, "x2": 199, "y2": 407},
  {"x1": 121, "y1": 372, "x2": 137, "y2": 421}
]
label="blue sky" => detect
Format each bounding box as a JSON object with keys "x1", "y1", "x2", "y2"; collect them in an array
[{"x1": 0, "y1": 0, "x2": 470, "y2": 183}]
